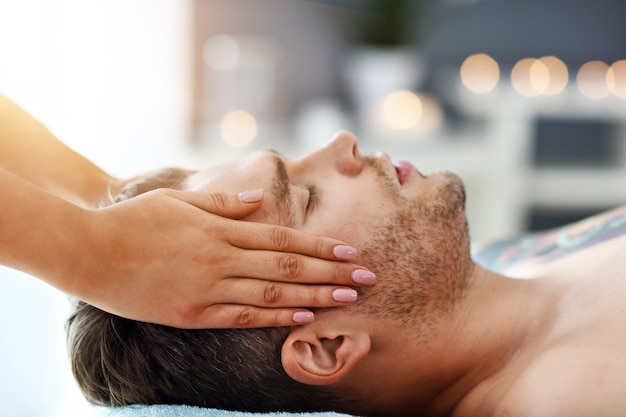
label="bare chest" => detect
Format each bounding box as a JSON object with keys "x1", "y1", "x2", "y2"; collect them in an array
[
  {"x1": 456, "y1": 330, "x2": 626, "y2": 417},
  {"x1": 491, "y1": 341, "x2": 626, "y2": 417},
  {"x1": 466, "y1": 231, "x2": 626, "y2": 416}
]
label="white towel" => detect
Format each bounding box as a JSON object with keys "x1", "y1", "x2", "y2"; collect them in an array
[{"x1": 93, "y1": 405, "x2": 356, "y2": 417}]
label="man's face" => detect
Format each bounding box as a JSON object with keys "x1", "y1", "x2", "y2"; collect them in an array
[{"x1": 188, "y1": 131, "x2": 472, "y2": 325}]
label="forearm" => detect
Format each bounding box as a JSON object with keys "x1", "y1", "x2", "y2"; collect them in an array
[
  {"x1": 0, "y1": 95, "x2": 113, "y2": 208},
  {"x1": 0, "y1": 168, "x2": 87, "y2": 293}
]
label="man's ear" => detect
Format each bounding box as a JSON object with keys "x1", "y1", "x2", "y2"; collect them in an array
[{"x1": 281, "y1": 324, "x2": 370, "y2": 386}]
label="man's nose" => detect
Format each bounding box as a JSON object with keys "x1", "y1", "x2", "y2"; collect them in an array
[{"x1": 325, "y1": 130, "x2": 364, "y2": 176}]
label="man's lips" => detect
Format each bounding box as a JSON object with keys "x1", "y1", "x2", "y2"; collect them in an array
[
  {"x1": 375, "y1": 152, "x2": 416, "y2": 186},
  {"x1": 394, "y1": 160, "x2": 416, "y2": 186}
]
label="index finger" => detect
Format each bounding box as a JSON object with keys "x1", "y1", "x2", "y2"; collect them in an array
[{"x1": 226, "y1": 221, "x2": 359, "y2": 262}]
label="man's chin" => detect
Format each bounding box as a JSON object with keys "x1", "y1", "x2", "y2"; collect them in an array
[
  {"x1": 403, "y1": 170, "x2": 466, "y2": 209},
  {"x1": 422, "y1": 170, "x2": 465, "y2": 203}
]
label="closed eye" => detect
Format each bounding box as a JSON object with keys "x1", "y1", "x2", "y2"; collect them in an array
[{"x1": 306, "y1": 185, "x2": 317, "y2": 215}]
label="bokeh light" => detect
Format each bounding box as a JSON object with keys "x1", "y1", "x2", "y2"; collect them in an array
[
  {"x1": 511, "y1": 56, "x2": 569, "y2": 97},
  {"x1": 220, "y1": 110, "x2": 257, "y2": 147},
  {"x1": 577, "y1": 61, "x2": 611, "y2": 100},
  {"x1": 607, "y1": 60, "x2": 626, "y2": 99},
  {"x1": 511, "y1": 58, "x2": 541, "y2": 97},
  {"x1": 460, "y1": 53, "x2": 500, "y2": 93},
  {"x1": 528, "y1": 59, "x2": 550, "y2": 94},
  {"x1": 538, "y1": 56, "x2": 569, "y2": 96},
  {"x1": 381, "y1": 90, "x2": 423, "y2": 130}
]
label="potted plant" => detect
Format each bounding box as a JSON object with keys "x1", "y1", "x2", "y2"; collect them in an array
[{"x1": 342, "y1": 0, "x2": 426, "y2": 130}]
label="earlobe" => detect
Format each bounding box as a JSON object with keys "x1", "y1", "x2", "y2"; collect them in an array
[{"x1": 281, "y1": 326, "x2": 370, "y2": 386}]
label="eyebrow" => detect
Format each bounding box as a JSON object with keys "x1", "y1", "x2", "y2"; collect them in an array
[{"x1": 271, "y1": 155, "x2": 296, "y2": 228}]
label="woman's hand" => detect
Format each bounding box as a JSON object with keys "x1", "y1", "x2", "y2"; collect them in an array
[
  {"x1": 0, "y1": 96, "x2": 373, "y2": 329},
  {"x1": 74, "y1": 188, "x2": 375, "y2": 329}
]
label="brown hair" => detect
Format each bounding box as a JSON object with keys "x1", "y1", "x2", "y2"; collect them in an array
[
  {"x1": 111, "y1": 167, "x2": 192, "y2": 203},
  {"x1": 66, "y1": 168, "x2": 357, "y2": 413}
]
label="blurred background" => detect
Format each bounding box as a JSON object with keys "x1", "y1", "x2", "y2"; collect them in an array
[{"x1": 0, "y1": 0, "x2": 625, "y2": 415}]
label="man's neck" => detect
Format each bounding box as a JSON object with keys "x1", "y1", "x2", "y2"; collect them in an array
[
  {"x1": 362, "y1": 264, "x2": 567, "y2": 416},
  {"x1": 428, "y1": 264, "x2": 567, "y2": 416}
]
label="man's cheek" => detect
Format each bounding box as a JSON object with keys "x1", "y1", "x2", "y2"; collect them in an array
[
  {"x1": 241, "y1": 206, "x2": 282, "y2": 226},
  {"x1": 307, "y1": 211, "x2": 360, "y2": 243}
]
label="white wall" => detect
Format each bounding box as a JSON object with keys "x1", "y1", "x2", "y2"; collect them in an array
[{"x1": 0, "y1": 1, "x2": 192, "y2": 415}]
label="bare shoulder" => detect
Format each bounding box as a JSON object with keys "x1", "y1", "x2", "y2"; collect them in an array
[{"x1": 495, "y1": 347, "x2": 626, "y2": 417}]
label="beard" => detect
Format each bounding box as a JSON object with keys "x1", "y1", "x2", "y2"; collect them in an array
[{"x1": 354, "y1": 166, "x2": 473, "y2": 338}]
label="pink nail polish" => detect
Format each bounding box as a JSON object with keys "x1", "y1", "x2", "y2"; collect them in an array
[
  {"x1": 332, "y1": 288, "x2": 358, "y2": 303},
  {"x1": 351, "y1": 269, "x2": 376, "y2": 285},
  {"x1": 293, "y1": 311, "x2": 314, "y2": 323},
  {"x1": 238, "y1": 189, "x2": 264, "y2": 203},
  {"x1": 333, "y1": 245, "x2": 357, "y2": 260}
]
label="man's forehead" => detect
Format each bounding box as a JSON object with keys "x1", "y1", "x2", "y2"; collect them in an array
[
  {"x1": 239, "y1": 148, "x2": 284, "y2": 169},
  {"x1": 185, "y1": 150, "x2": 274, "y2": 193}
]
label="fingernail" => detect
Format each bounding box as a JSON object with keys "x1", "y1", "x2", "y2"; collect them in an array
[
  {"x1": 351, "y1": 269, "x2": 376, "y2": 285},
  {"x1": 238, "y1": 189, "x2": 264, "y2": 203},
  {"x1": 332, "y1": 288, "x2": 358, "y2": 303},
  {"x1": 293, "y1": 311, "x2": 315, "y2": 324},
  {"x1": 333, "y1": 245, "x2": 357, "y2": 260}
]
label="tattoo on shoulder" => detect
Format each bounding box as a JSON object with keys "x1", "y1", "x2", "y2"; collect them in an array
[{"x1": 473, "y1": 206, "x2": 626, "y2": 272}]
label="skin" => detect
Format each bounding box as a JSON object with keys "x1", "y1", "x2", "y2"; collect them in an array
[
  {"x1": 187, "y1": 131, "x2": 626, "y2": 416},
  {"x1": 0, "y1": 95, "x2": 375, "y2": 329}
]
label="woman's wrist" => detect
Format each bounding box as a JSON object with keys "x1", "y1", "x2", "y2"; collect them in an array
[{"x1": 61, "y1": 206, "x2": 107, "y2": 302}]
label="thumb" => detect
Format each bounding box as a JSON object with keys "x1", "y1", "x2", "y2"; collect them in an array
[{"x1": 172, "y1": 188, "x2": 264, "y2": 219}]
